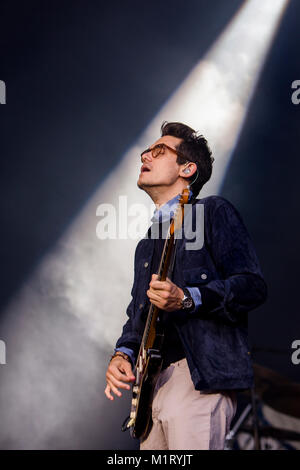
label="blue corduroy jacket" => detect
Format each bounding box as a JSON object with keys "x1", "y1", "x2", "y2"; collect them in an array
[{"x1": 115, "y1": 195, "x2": 268, "y2": 391}]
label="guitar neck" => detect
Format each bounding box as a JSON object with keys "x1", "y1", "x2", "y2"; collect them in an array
[
  {"x1": 134, "y1": 188, "x2": 189, "y2": 369},
  {"x1": 136, "y1": 228, "x2": 175, "y2": 366}
]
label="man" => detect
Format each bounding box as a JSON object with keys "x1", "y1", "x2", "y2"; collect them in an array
[{"x1": 104, "y1": 121, "x2": 267, "y2": 450}]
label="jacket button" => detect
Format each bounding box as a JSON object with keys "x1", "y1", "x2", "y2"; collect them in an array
[
  {"x1": 144, "y1": 262, "x2": 149, "y2": 268},
  {"x1": 201, "y1": 273, "x2": 207, "y2": 279},
  {"x1": 139, "y1": 303, "x2": 144, "y2": 309}
]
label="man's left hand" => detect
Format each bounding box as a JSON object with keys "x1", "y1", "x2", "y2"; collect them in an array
[{"x1": 147, "y1": 274, "x2": 184, "y2": 312}]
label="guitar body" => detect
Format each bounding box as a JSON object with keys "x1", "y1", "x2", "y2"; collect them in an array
[{"x1": 130, "y1": 348, "x2": 163, "y2": 440}]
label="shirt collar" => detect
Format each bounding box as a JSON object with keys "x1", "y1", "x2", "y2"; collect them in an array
[{"x1": 151, "y1": 189, "x2": 194, "y2": 224}]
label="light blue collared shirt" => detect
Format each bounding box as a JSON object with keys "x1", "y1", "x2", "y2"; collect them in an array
[{"x1": 115, "y1": 190, "x2": 202, "y2": 365}]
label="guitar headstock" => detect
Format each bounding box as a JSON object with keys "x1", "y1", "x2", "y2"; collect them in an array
[
  {"x1": 170, "y1": 187, "x2": 190, "y2": 235},
  {"x1": 179, "y1": 188, "x2": 190, "y2": 205}
]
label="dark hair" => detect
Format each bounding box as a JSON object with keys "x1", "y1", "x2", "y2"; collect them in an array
[{"x1": 160, "y1": 121, "x2": 214, "y2": 197}]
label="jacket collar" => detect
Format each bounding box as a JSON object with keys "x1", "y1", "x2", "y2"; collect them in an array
[{"x1": 151, "y1": 189, "x2": 194, "y2": 224}]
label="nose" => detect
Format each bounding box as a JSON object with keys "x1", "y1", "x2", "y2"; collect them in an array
[{"x1": 141, "y1": 150, "x2": 153, "y2": 163}]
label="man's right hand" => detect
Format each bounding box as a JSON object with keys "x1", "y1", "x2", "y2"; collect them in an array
[{"x1": 105, "y1": 356, "x2": 135, "y2": 401}]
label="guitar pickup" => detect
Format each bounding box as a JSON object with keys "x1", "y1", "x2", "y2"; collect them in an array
[{"x1": 146, "y1": 349, "x2": 162, "y2": 361}]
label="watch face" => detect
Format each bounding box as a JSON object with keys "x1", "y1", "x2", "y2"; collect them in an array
[{"x1": 183, "y1": 297, "x2": 194, "y2": 309}]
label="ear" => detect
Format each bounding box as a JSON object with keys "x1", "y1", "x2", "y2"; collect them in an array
[{"x1": 180, "y1": 162, "x2": 197, "y2": 178}]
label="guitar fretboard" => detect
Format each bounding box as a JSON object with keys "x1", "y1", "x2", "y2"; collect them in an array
[
  {"x1": 134, "y1": 189, "x2": 189, "y2": 369},
  {"x1": 141, "y1": 228, "x2": 173, "y2": 351}
]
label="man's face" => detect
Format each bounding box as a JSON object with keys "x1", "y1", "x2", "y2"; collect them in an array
[{"x1": 137, "y1": 135, "x2": 183, "y2": 190}]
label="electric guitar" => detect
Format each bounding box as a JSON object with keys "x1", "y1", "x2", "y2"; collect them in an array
[{"x1": 121, "y1": 188, "x2": 190, "y2": 440}]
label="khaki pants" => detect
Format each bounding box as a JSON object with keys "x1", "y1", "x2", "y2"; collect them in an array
[{"x1": 140, "y1": 358, "x2": 237, "y2": 450}]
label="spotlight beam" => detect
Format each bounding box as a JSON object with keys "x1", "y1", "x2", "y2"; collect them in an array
[{"x1": 0, "y1": 0, "x2": 289, "y2": 449}]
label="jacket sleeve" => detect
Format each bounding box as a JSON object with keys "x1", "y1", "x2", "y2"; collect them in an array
[
  {"x1": 114, "y1": 294, "x2": 140, "y2": 361},
  {"x1": 191, "y1": 199, "x2": 268, "y2": 323},
  {"x1": 114, "y1": 244, "x2": 142, "y2": 360}
]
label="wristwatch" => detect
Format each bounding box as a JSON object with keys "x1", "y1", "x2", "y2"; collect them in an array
[{"x1": 181, "y1": 288, "x2": 195, "y2": 311}]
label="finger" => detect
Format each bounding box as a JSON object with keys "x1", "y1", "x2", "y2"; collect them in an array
[
  {"x1": 117, "y1": 371, "x2": 134, "y2": 382},
  {"x1": 150, "y1": 278, "x2": 172, "y2": 290},
  {"x1": 148, "y1": 288, "x2": 168, "y2": 300},
  {"x1": 107, "y1": 372, "x2": 132, "y2": 391},
  {"x1": 113, "y1": 368, "x2": 132, "y2": 382},
  {"x1": 111, "y1": 362, "x2": 135, "y2": 382},
  {"x1": 151, "y1": 274, "x2": 159, "y2": 280},
  {"x1": 147, "y1": 295, "x2": 164, "y2": 310},
  {"x1": 149, "y1": 281, "x2": 169, "y2": 291},
  {"x1": 105, "y1": 384, "x2": 114, "y2": 401},
  {"x1": 147, "y1": 289, "x2": 163, "y2": 302},
  {"x1": 120, "y1": 362, "x2": 135, "y2": 381},
  {"x1": 106, "y1": 379, "x2": 123, "y2": 397}
]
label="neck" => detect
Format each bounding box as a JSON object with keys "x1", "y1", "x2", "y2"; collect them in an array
[{"x1": 144, "y1": 183, "x2": 189, "y2": 209}]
